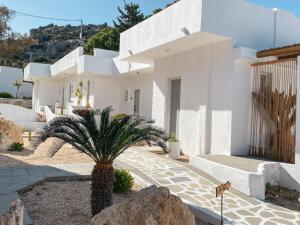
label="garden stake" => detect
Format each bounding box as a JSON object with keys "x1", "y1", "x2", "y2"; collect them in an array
[{"x1": 216, "y1": 181, "x2": 231, "y2": 225}]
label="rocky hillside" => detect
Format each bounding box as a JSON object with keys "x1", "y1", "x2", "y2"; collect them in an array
[{"x1": 13, "y1": 23, "x2": 107, "y2": 67}]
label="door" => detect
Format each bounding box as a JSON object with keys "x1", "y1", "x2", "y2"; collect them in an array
[
  {"x1": 169, "y1": 79, "x2": 181, "y2": 137},
  {"x1": 133, "y1": 89, "x2": 140, "y2": 115}
]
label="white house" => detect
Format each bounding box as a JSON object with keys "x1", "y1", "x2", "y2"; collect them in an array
[
  {"x1": 24, "y1": 0, "x2": 300, "y2": 199},
  {"x1": 0, "y1": 66, "x2": 32, "y2": 98}
]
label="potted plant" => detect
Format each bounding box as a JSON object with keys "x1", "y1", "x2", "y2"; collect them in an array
[
  {"x1": 75, "y1": 81, "x2": 84, "y2": 106},
  {"x1": 168, "y1": 133, "x2": 180, "y2": 159}
]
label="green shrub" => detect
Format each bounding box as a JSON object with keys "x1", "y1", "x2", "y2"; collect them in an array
[
  {"x1": 10, "y1": 142, "x2": 24, "y2": 152},
  {"x1": 0, "y1": 92, "x2": 14, "y2": 99},
  {"x1": 113, "y1": 113, "x2": 127, "y2": 120},
  {"x1": 113, "y1": 169, "x2": 134, "y2": 193}
]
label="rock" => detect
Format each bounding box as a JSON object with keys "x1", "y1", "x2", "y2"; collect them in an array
[
  {"x1": 298, "y1": 198, "x2": 300, "y2": 203},
  {"x1": 0, "y1": 199, "x2": 24, "y2": 225},
  {"x1": 90, "y1": 185, "x2": 195, "y2": 225},
  {"x1": 0, "y1": 118, "x2": 23, "y2": 151}
]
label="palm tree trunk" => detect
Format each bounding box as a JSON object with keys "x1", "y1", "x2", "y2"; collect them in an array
[{"x1": 91, "y1": 163, "x2": 114, "y2": 216}]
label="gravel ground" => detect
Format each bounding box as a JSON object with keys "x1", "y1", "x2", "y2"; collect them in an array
[{"x1": 21, "y1": 181, "x2": 142, "y2": 225}]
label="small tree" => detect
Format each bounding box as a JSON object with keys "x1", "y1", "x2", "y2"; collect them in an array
[
  {"x1": 84, "y1": 27, "x2": 119, "y2": 54},
  {"x1": 84, "y1": 2, "x2": 146, "y2": 52},
  {"x1": 34, "y1": 107, "x2": 167, "y2": 215},
  {"x1": 113, "y1": 2, "x2": 145, "y2": 32},
  {"x1": 13, "y1": 79, "x2": 22, "y2": 99}
]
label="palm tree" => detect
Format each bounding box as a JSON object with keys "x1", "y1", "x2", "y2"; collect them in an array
[{"x1": 33, "y1": 106, "x2": 167, "y2": 216}]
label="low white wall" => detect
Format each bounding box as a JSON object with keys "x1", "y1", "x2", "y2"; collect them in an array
[
  {"x1": 0, "y1": 66, "x2": 32, "y2": 98},
  {"x1": 190, "y1": 155, "x2": 280, "y2": 200},
  {"x1": 0, "y1": 103, "x2": 44, "y2": 130}
]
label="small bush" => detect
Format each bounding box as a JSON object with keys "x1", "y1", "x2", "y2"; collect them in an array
[
  {"x1": 0, "y1": 92, "x2": 14, "y2": 99},
  {"x1": 10, "y1": 142, "x2": 24, "y2": 152},
  {"x1": 113, "y1": 113, "x2": 127, "y2": 120},
  {"x1": 113, "y1": 169, "x2": 134, "y2": 194}
]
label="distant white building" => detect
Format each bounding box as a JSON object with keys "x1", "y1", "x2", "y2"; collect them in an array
[
  {"x1": 24, "y1": 0, "x2": 300, "y2": 199},
  {"x1": 0, "y1": 66, "x2": 32, "y2": 98}
]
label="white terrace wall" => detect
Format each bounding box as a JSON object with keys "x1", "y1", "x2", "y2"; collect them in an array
[{"x1": 202, "y1": 0, "x2": 300, "y2": 50}]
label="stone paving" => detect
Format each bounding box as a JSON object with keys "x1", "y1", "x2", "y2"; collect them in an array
[
  {"x1": 118, "y1": 148, "x2": 300, "y2": 225},
  {"x1": 0, "y1": 147, "x2": 300, "y2": 225}
]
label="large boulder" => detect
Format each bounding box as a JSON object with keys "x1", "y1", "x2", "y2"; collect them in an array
[
  {"x1": 90, "y1": 185, "x2": 195, "y2": 225},
  {"x1": 0, "y1": 118, "x2": 23, "y2": 151},
  {"x1": 0, "y1": 199, "x2": 24, "y2": 225}
]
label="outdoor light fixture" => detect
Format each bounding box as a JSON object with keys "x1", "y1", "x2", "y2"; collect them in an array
[{"x1": 180, "y1": 27, "x2": 190, "y2": 35}]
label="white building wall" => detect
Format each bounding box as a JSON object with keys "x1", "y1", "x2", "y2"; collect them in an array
[
  {"x1": 33, "y1": 79, "x2": 60, "y2": 111},
  {"x1": 152, "y1": 40, "x2": 234, "y2": 156},
  {"x1": 202, "y1": 0, "x2": 300, "y2": 50},
  {"x1": 119, "y1": 74, "x2": 153, "y2": 117},
  {"x1": 0, "y1": 66, "x2": 32, "y2": 98},
  {"x1": 119, "y1": 0, "x2": 202, "y2": 58},
  {"x1": 230, "y1": 59, "x2": 253, "y2": 155},
  {"x1": 92, "y1": 77, "x2": 121, "y2": 112}
]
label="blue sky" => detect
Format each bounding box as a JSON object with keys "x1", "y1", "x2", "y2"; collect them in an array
[{"x1": 1, "y1": 0, "x2": 300, "y2": 34}]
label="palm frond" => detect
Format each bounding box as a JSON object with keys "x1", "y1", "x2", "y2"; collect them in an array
[{"x1": 33, "y1": 106, "x2": 167, "y2": 163}]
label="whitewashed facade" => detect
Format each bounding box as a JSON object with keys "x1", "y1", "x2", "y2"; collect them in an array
[{"x1": 24, "y1": 0, "x2": 300, "y2": 197}]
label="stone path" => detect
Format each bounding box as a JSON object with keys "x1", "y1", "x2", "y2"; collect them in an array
[
  {"x1": 118, "y1": 148, "x2": 300, "y2": 225},
  {"x1": 0, "y1": 147, "x2": 300, "y2": 225}
]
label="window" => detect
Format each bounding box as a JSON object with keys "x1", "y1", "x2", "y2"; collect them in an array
[{"x1": 124, "y1": 89, "x2": 129, "y2": 103}]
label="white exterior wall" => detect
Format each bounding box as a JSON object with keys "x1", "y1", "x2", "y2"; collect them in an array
[
  {"x1": 119, "y1": 0, "x2": 202, "y2": 58},
  {"x1": 92, "y1": 77, "x2": 121, "y2": 112},
  {"x1": 119, "y1": 74, "x2": 154, "y2": 117},
  {"x1": 152, "y1": 40, "x2": 234, "y2": 156},
  {"x1": 0, "y1": 66, "x2": 32, "y2": 98},
  {"x1": 33, "y1": 79, "x2": 60, "y2": 111},
  {"x1": 202, "y1": 0, "x2": 300, "y2": 50},
  {"x1": 230, "y1": 59, "x2": 253, "y2": 155},
  {"x1": 120, "y1": 0, "x2": 300, "y2": 59}
]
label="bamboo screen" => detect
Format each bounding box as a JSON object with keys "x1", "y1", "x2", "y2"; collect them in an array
[{"x1": 250, "y1": 58, "x2": 297, "y2": 164}]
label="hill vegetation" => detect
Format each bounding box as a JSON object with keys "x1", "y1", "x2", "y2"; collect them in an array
[{"x1": 0, "y1": 0, "x2": 179, "y2": 68}]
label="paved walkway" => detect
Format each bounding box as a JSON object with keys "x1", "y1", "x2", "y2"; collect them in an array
[{"x1": 0, "y1": 147, "x2": 300, "y2": 225}]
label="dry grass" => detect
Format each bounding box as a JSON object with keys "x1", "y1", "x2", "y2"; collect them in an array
[
  {"x1": 266, "y1": 185, "x2": 300, "y2": 211},
  {"x1": 0, "y1": 136, "x2": 93, "y2": 166},
  {"x1": 21, "y1": 181, "x2": 142, "y2": 225}
]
